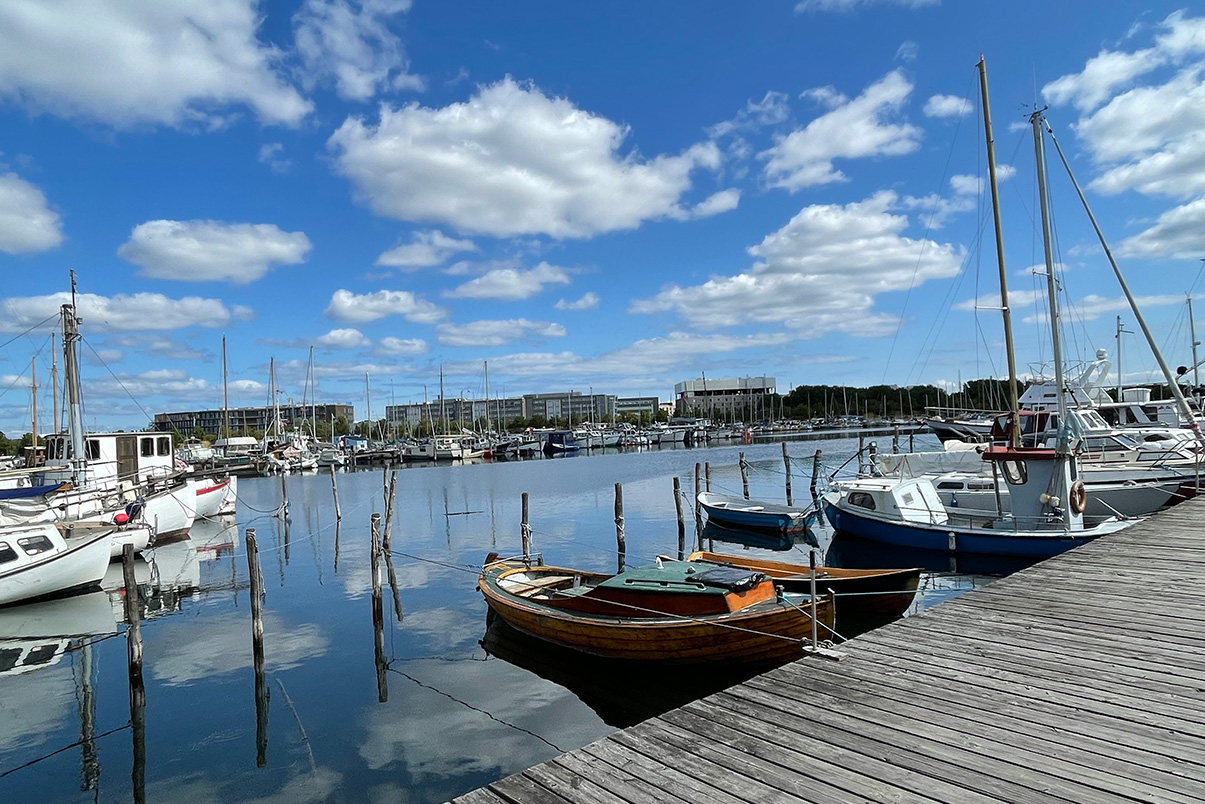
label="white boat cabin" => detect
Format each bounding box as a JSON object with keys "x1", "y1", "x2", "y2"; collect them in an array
[
  {"x1": 841, "y1": 477, "x2": 949, "y2": 525},
  {"x1": 39, "y1": 431, "x2": 177, "y2": 487}
]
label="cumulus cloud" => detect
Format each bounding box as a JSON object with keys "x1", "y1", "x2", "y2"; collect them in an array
[
  {"x1": 257, "y1": 142, "x2": 293, "y2": 173},
  {"x1": 691, "y1": 189, "x2": 741, "y2": 218},
  {"x1": 0, "y1": 292, "x2": 253, "y2": 333},
  {"x1": 328, "y1": 76, "x2": 722, "y2": 238},
  {"x1": 0, "y1": 0, "x2": 311, "y2": 128},
  {"x1": 0, "y1": 172, "x2": 64, "y2": 254},
  {"x1": 630, "y1": 191, "x2": 964, "y2": 337},
  {"x1": 325, "y1": 288, "x2": 445, "y2": 324},
  {"x1": 895, "y1": 41, "x2": 919, "y2": 62},
  {"x1": 377, "y1": 336, "x2": 428, "y2": 355},
  {"x1": 760, "y1": 70, "x2": 922, "y2": 190},
  {"x1": 708, "y1": 91, "x2": 792, "y2": 139},
  {"x1": 1118, "y1": 197, "x2": 1205, "y2": 259},
  {"x1": 118, "y1": 220, "x2": 312, "y2": 283},
  {"x1": 554, "y1": 292, "x2": 600, "y2": 311},
  {"x1": 898, "y1": 166, "x2": 1014, "y2": 228},
  {"x1": 293, "y1": 0, "x2": 424, "y2": 102},
  {"x1": 956, "y1": 288, "x2": 1182, "y2": 324},
  {"x1": 923, "y1": 94, "x2": 971, "y2": 118},
  {"x1": 435, "y1": 319, "x2": 566, "y2": 347},
  {"x1": 376, "y1": 230, "x2": 477, "y2": 269},
  {"x1": 444, "y1": 262, "x2": 571, "y2": 301},
  {"x1": 109, "y1": 335, "x2": 211, "y2": 361}
]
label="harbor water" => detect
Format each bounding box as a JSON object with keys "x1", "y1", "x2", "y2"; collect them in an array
[{"x1": 0, "y1": 435, "x2": 1028, "y2": 803}]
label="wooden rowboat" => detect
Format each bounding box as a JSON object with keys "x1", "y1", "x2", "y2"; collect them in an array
[
  {"x1": 477, "y1": 555, "x2": 835, "y2": 666},
  {"x1": 684, "y1": 551, "x2": 921, "y2": 617},
  {"x1": 696, "y1": 491, "x2": 814, "y2": 533}
]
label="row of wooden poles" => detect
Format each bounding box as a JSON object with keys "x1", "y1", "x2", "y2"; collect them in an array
[{"x1": 115, "y1": 441, "x2": 851, "y2": 783}]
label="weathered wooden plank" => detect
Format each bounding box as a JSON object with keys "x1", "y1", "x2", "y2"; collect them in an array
[
  {"x1": 550, "y1": 752, "x2": 696, "y2": 804},
  {"x1": 451, "y1": 788, "x2": 511, "y2": 804},
  {"x1": 524, "y1": 761, "x2": 634, "y2": 804},
  {"x1": 746, "y1": 659, "x2": 1205, "y2": 793},
  {"x1": 579, "y1": 740, "x2": 749, "y2": 804},
  {"x1": 487, "y1": 771, "x2": 579, "y2": 804},
  {"x1": 966, "y1": 586, "x2": 1205, "y2": 630}
]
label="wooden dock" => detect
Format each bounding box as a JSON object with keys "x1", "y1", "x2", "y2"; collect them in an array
[{"x1": 452, "y1": 497, "x2": 1205, "y2": 803}]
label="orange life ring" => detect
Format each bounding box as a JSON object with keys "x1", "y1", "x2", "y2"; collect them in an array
[{"x1": 1069, "y1": 480, "x2": 1087, "y2": 514}]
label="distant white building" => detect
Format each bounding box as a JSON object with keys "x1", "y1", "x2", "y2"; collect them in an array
[{"x1": 674, "y1": 376, "x2": 776, "y2": 420}]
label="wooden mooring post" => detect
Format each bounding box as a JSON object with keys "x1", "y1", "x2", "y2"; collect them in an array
[
  {"x1": 704, "y1": 462, "x2": 711, "y2": 492},
  {"x1": 782, "y1": 442, "x2": 793, "y2": 505},
  {"x1": 739, "y1": 452, "x2": 749, "y2": 499},
  {"x1": 279, "y1": 471, "x2": 289, "y2": 518},
  {"x1": 330, "y1": 465, "x2": 342, "y2": 521},
  {"x1": 673, "y1": 476, "x2": 685, "y2": 560},
  {"x1": 245, "y1": 529, "x2": 269, "y2": 767},
  {"x1": 370, "y1": 513, "x2": 382, "y2": 600},
  {"x1": 382, "y1": 470, "x2": 397, "y2": 551},
  {"x1": 694, "y1": 463, "x2": 703, "y2": 549},
  {"x1": 614, "y1": 483, "x2": 626, "y2": 573},
  {"x1": 521, "y1": 492, "x2": 531, "y2": 564},
  {"x1": 370, "y1": 513, "x2": 388, "y2": 703},
  {"x1": 810, "y1": 448, "x2": 822, "y2": 507},
  {"x1": 122, "y1": 544, "x2": 146, "y2": 804}
]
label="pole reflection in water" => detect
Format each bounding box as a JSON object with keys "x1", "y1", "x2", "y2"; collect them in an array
[
  {"x1": 76, "y1": 640, "x2": 98, "y2": 793},
  {"x1": 245, "y1": 529, "x2": 270, "y2": 767}
]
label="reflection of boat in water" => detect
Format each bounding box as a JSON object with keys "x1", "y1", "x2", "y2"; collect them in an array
[
  {"x1": 826, "y1": 530, "x2": 1036, "y2": 577},
  {"x1": 701, "y1": 520, "x2": 817, "y2": 552},
  {"x1": 680, "y1": 551, "x2": 920, "y2": 618},
  {"x1": 0, "y1": 589, "x2": 117, "y2": 675},
  {"x1": 480, "y1": 616, "x2": 760, "y2": 728},
  {"x1": 188, "y1": 516, "x2": 238, "y2": 562},
  {"x1": 478, "y1": 555, "x2": 835, "y2": 665}
]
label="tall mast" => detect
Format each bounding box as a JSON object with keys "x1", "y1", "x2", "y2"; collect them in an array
[
  {"x1": 483, "y1": 360, "x2": 491, "y2": 435},
  {"x1": 222, "y1": 336, "x2": 230, "y2": 440},
  {"x1": 365, "y1": 372, "x2": 372, "y2": 439},
  {"x1": 269, "y1": 357, "x2": 277, "y2": 440},
  {"x1": 30, "y1": 356, "x2": 38, "y2": 453},
  {"x1": 309, "y1": 345, "x2": 316, "y2": 438},
  {"x1": 439, "y1": 364, "x2": 446, "y2": 435},
  {"x1": 1044, "y1": 120, "x2": 1205, "y2": 447},
  {"x1": 978, "y1": 56, "x2": 1021, "y2": 448},
  {"x1": 1115, "y1": 317, "x2": 1124, "y2": 400},
  {"x1": 61, "y1": 300, "x2": 86, "y2": 481},
  {"x1": 50, "y1": 332, "x2": 58, "y2": 436},
  {"x1": 1189, "y1": 295, "x2": 1200, "y2": 388},
  {"x1": 1031, "y1": 108, "x2": 1070, "y2": 451}
]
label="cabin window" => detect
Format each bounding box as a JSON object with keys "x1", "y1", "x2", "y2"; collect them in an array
[
  {"x1": 847, "y1": 491, "x2": 876, "y2": 510},
  {"x1": 1001, "y1": 460, "x2": 1028, "y2": 485},
  {"x1": 0, "y1": 648, "x2": 20, "y2": 672},
  {"x1": 968, "y1": 481, "x2": 994, "y2": 490},
  {"x1": 141, "y1": 438, "x2": 154, "y2": 457},
  {"x1": 0, "y1": 542, "x2": 16, "y2": 564},
  {"x1": 936, "y1": 481, "x2": 964, "y2": 490},
  {"x1": 17, "y1": 535, "x2": 54, "y2": 555},
  {"x1": 25, "y1": 644, "x2": 59, "y2": 666},
  {"x1": 87, "y1": 440, "x2": 101, "y2": 460},
  {"x1": 157, "y1": 437, "x2": 171, "y2": 456}
]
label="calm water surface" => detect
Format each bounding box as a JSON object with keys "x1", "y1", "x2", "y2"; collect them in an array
[{"x1": 0, "y1": 436, "x2": 1029, "y2": 803}]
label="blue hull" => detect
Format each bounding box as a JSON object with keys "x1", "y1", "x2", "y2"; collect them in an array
[
  {"x1": 703, "y1": 507, "x2": 806, "y2": 533},
  {"x1": 822, "y1": 500, "x2": 1096, "y2": 559},
  {"x1": 0, "y1": 482, "x2": 68, "y2": 500}
]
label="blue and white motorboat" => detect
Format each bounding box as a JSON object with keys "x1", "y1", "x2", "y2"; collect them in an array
[{"x1": 696, "y1": 491, "x2": 814, "y2": 534}]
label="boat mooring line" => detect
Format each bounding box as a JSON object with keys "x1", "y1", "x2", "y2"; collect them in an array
[
  {"x1": 387, "y1": 666, "x2": 566, "y2": 753},
  {"x1": 0, "y1": 724, "x2": 130, "y2": 778}
]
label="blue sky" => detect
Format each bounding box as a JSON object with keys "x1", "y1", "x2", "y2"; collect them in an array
[{"x1": 2, "y1": 0, "x2": 1205, "y2": 434}]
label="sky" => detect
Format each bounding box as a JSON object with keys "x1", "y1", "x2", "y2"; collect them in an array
[{"x1": 3, "y1": 0, "x2": 1205, "y2": 434}]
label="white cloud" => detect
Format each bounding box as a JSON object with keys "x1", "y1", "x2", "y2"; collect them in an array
[
  {"x1": 0, "y1": 0, "x2": 311, "y2": 128},
  {"x1": 554, "y1": 292, "x2": 600, "y2": 311},
  {"x1": 630, "y1": 191, "x2": 964, "y2": 337},
  {"x1": 795, "y1": 0, "x2": 939, "y2": 13},
  {"x1": 1043, "y1": 48, "x2": 1165, "y2": 112},
  {"x1": 923, "y1": 94, "x2": 971, "y2": 118},
  {"x1": 292, "y1": 0, "x2": 424, "y2": 102},
  {"x1": 325, "y1": 288, "x2": 445, "y2": 324},
  {"x1": 0, "y1": 292, "x2": 254, "y2": 333},
  {"x1": 257, "y1": 142, "x2": 293, "y2": 173},
  {"x1": 0, "y1": 172, "x2": 63, "y2": 254},
  {"x1": 118, "y1": 220, "x2": 312, "y2": 283},
  {"x1": 435, "y1": 319, "x2": 566, "y2": 347},
  {"x1": 377, "y1": 336, "x2": 428, "y2": 355},
  {"x1": 376, "y1": 230, "x2": 477, "y2": 269},
  {"x1": 444, "y1": 262, "x2": 571, "y2": 301},
  {"x1": 760, "y1": 70, "x2": 922, "y2": 191},
  {"x1": 895, "y1": 41, "x2": 919, "y2": 62},
  {"x1": 899, "y1": 168, "x2": 1013, "y2": 228},
  {"x1": 960, "y1": 289, "x2": 1183, "y2": 325},
  {"x1": 328, "y1": 76, "x2": 722, "y2": 238},
  {"x1": 317, "y1": 328, "x2": 371, "y2": 349},
  {"x1": 109, "y1": 335, "x2": 211, "y2": 361},
  {"x1": 708, "y1": 91, "x2": 791, "y2": 139},
  {"x1": 1117, "y1": 197, "x2": 1205, "y2": 259},
  {"x1": 691, "y1": 189, "x2": 741, "y2": 218}
]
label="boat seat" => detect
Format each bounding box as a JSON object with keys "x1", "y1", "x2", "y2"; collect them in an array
[{"x1": 505, "y1": 575, "x2": 576, "y2": 596}]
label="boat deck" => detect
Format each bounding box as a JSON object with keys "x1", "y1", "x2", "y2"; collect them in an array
[{"x1": 451, "y1": 496, "x2": 1205, "y2": 803}]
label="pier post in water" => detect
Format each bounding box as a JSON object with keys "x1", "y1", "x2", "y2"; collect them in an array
[
  {"x1": 704, "y1": 461, "x2": 711, "y2": 493},
  {"x1": 370, "y1": 513, "x2": 382, "y2": 600},
  {"x1": 694, "y1": 463, "x2": 703, "y2": 549},
  {"x1": 614, "y1": 483, "x2": 625, "y2": 573},
  {"x1": 382, "y1": 470, "x2": 397, "y2": 552},
  {"x1": 810, "y1": 449, "x2": 823, "y2": 508},
  {"x1": 893, "y1": 426, "x2": 900, "y2": 454},
  {"x1": 245, "y1": 529, "x2": 269, "y2": 767},
  {"x1": 370, "y1": 514, "x2": 388, "y2": 703},
  {"x1": 330, "y1": 465, "x2": 342, "y2": 521},
  {"x1": 279, "y1": 471, "x2": 289, "y2": 518},
  {"x1": 857, "y1": 433, "x2": 865, "y2": 474},
  {"x1": 122, "y1": 544, "x2": 146, "y2": 804},
  {"x1": 782, "y1": 442, "x2": 793, "y2": 506},
  {"x1": 739, "y1": 452, "x2": 749, "y2": 500},
  {"x1": 521, "y1": 492, "x2": 531, "y2": 564},
  {"x1": 673, "y1": 476, "x2": 685, "y2": 560}
]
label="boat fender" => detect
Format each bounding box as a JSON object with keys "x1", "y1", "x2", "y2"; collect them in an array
[{"x1": 1069, "y1": 480, "x2": 1087, "y2": 514}]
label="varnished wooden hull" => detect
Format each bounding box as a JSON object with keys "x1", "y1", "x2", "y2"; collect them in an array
[
  {"x1": 687, "y1": 551, "x2": 921, "y2": 617},
  {"x1": 478, "y1": 562, "x2": 835, "y2": 666}
]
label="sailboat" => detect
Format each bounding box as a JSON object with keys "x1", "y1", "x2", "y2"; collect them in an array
[{"x1": 823, "y1": 57, "x2": 1135, "y2": 559}]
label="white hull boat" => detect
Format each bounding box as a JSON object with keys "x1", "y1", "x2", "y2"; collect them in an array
[{"x1": 0, "y1": 523, "x2": 118, "y2": 606}]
